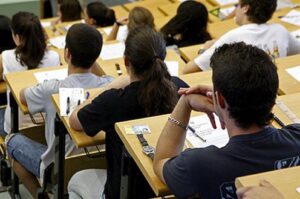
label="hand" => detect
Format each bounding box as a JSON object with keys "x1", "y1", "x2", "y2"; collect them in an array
[
  {"x1": 236, "y1": 179, "x2": 284, "y2": 199},
  {"x1": 178, "y1": 85, "x2": 213, "y2": 97},
  {"x1": 116, "y1": 17, "x2": 129, "y2": 25}
]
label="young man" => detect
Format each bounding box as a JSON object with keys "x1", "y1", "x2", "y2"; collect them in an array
[
  {"x1": 5, "y1": 23, "x2": 113, "y2": 197},
  {"x1": 183, "y1": 0, "x2": 300, "y2": 74},
  {"x1": 154, "y1": 42, "x2": 300, "y2": 199}
]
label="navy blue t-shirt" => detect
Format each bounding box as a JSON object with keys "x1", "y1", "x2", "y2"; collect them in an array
[{"x1": 163, "y1": 124, "x2": 300, "y2": 199}]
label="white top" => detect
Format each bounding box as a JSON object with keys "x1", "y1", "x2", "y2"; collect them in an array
[
  {"x1": 2, "y1": 49, "x2": 60, "y2": 133},
  {"x1": 194, "y1": 23, "x2": 300, "y2": 71}
]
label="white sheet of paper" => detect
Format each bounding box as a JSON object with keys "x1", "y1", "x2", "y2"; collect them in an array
[
  {"x1": 186, "y1": 115, "x2": 229, "y2": 148},
  {"x1": 100, "y1": 42, "x2": 125, "y2": 60},
  {"x1": 280, "y1": 10, "x2": 300, "y2": 26},
  {"x1": 49, "y1": 36, "x2": 66, "y2": 49},
  {"x1": 41, "y1": 21, "x2": 51, "y2": 28},
  {"x1": 59, "y1": 88, "x2": 85, "y2": 116},
  {"x1": 277, "y1": 0, "x2": 294, "y2": 10},
  {"x1": 296, "y1": 187, "x2": 300, "y2": 194},
  {"x1": 165, "y1": 61, "x2": 179, "y2": 76},
  {"x1": 34, "y1": 68, "x2": 68, "y2": 83},
  {"x1": 215, "y1": 0, "x2": 238, "y2": 6},
  {"x1": 219, "y1": 6, "x2": 235, "y2": 19},
  {"x1": 286, "y1": 65, "x2": 300, "y2": 82},
  {"x1": 291, "y1": 29, "x2": 300, "y2": 41}
]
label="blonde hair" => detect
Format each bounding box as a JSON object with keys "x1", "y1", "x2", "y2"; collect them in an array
[{"x1": 128, "y1": 7, "x2": 155, "y2": 32}]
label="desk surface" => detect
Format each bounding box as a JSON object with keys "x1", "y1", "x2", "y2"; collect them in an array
[
  {"x1": 276, "y1": 54, "x2": 300, "y2": 95},
  {"x1": 98, "y1": 49, "x2": 187, "y2": 77},
  {"x1": 178, "y1": 44, "x2": 202, "y2": 62},
  {"x1": 5, "y1": 65, "x2": 65, "y2": 114},
  {"x1": 235, "y1": 166, "x2": 300, "y2": 199},
  {"x1": 114, "y1": 92, "x2": 298, "y2": 196},
  {"x1": 51, "y1": 88, "x2": 106, "y2": 148},
  {"x1": 111, "y1": 5, "x2": 129, "y2": 19}
]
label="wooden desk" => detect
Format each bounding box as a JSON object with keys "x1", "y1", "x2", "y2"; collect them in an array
[
  {"x1": 235, "y1": 166, "x2": 300, "y2": 199},
  {"x1": 208, "y1": 19, "x2": 238, "y2": 38},
  {"x1": 275, "y1": 54, "x2": 300, "y2": 95},
  {"x1": 271, "y1": 7, "x2": 300, "y2": 32},
  {"x1": 111, "y1": 5, "x2": 129, "y2": 19},
  {"x1": 98, "y1": 49, "x2": 186, "y2": 77},
  {"x1": 178, "y1": 44, "x2": 202, "y2": 62}
]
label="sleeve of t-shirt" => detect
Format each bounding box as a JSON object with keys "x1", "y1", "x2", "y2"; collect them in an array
[
  {"x1": 24, "y1": 80, "x2": 59, "y2": 114},
  {"x1": 163, "y1": 150, "x2": 197, "y2": 198},
  {"x1": 77, "y1": 89, "x2": 117, "y2": 137}
]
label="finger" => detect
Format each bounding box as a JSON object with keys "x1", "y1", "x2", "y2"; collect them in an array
[
  {"x1": 206, "y1": 112, "x2": 217, "y2": 129},
  {"x1": 220, "y1": 118, "x2": 226, "y2": 129},
  {"x1": 236, "y1": 187, "x2": 253, "y2": 198}
]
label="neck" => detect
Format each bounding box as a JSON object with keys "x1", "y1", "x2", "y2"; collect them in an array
[
  {"x1": 68, "y1": 64, "x2": 91, "y2": 75},
  {"x1": 225, "y1": 118, "x2": 264, "y2": 138}
]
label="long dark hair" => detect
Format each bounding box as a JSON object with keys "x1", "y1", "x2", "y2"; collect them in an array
[
  {"x1": 128, "y1": 7, "x2": 155, "y2": 32},
  {"x1": 12, "y1": 12, "x2": 46, "y2": 69},
  {"x1": 86, "y1": 2, "x2": 116, "y2": 27},
  {"x1": 60, "y1": 0, "x2": 82, "y2": 22},
  {"x1": 160, "y1": 1, "x2": 211, "y2": 47},
  {"x1": 124, "y1": 27, "x2": 178, "y2": 116}
]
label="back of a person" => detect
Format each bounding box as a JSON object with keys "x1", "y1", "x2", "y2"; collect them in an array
[{"x1": 181, "y1": 124, "x2": 300, "y2": 199}]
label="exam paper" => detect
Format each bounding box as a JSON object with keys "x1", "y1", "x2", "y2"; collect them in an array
[
  {"x1": 103, "y1": 26, "x2": 128, "y2": 42},
  {"x1": 186, "y1": 115, "x2": 229, "y2": 148},
  {"x1": 280, "y1": 10, "x2": 300, "y2": 26},
  {"x1": 165, "y1": 61, "x2": 179, "y2": 76},
  {"x1": 34, "y1": 68, "x2": 68, "y2": 83},
  {"x1": 100, "y1": 42, "x2": 125, "y2": 60},
  {"x1": 219, "y1": 6, "x2": 235, "y2": 20},
  {"x1": 215, "y1": 0, "x2": 238, "y2": 6},
  {"x1": 59, "y1": 88, "x2": 85, "y2": 116},
  {"x1": 286, "y1": 65, "x2": 300, "y2": 82},
  {"x1": 49, "y1": 36, "x2": 66, "y2": 49},
  {"x1": 277, "y1": 0, "x2": 295, "y2": 10}
]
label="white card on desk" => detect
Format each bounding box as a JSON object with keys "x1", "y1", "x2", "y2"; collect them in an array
[
  {"x1": 280, "y1": 10, "x2": 300, "y2": 26},
  {"x1": 49, "y1": 36, "x2": 66, "y2": 49},
  {"x1": 186, "y1": 115, "x2": 229, "y2": 148},
  {"x1": 34, "y1": 68, "x2": 68, "y2": 83},
  {"x1": 59, "y1": 88, "x2": 85, "y2": 116},
  {"x1": 165, "y1": 61, "x2": 179, "y2": 76},
  {"x1": 215, "y1": 0, "x2": 238, "y2": 6},
  {"x1": 286, "y1": 65, "x2": 300, "y2": 82},
  {"x1": 100, "y1": 42, "x2": 125, "y2": 60},
  {"x1": 124, "y1": 124, "x2": 151, "y2": 134}
]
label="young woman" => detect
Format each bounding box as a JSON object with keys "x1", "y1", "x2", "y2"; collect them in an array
[
  {"x1": 0, "y1": 12, "x2": 60, "y2": 135},
  {"x1": 85, "y1": 1, "x2": 116, "y2": 28},
  {"x1": 68, "y1": 27, "x2": 188, "y2": 199},
  {"x1": 160, "y1": 1, "x2": 212, "y2": 47},
  {"x1": 106, "y1": 6, "x2": 155, "y2": 41}
]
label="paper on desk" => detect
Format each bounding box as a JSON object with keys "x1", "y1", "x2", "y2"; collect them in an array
[
  {"x1": 100, "y1": 42, "x2": 125, "y2": 60},
  {"x1": 59, "y1": 88, "x2": 85, "y2": 116},
  {"x1": 41, "y1": 21, "x2": 51, "y2": 28},
  {"x1": 296, "y1": 187, "x2": 300, "y2": 194},
  {"x1": 291, "y1": 29, "x2": 300, "y2": 41},
  {"x1": 186, "y1": 115, "x2": 229, "y2": 148},
  {"x1": 215, "y1": 0, "x2": 238, "y2": 6},
  {"x1": 34, "y1": 68, "x2": 68, "y2": 83},
  {"x1": 219, "y1": 6, "x2": 236, "y2": 20},
  {"x1": 49, "y1": 36, "x2": 66, "y2": 49},
  {"x1": 103, "y1": 26, "x2": 128, "y2": 42},
  {"x1": 286, "y1": 65, "x2": 300, "y2": 82},
  {"x1": 165, "y1": 61, "x2": 179, "y2": 76},
  {"x1": 280, "y1": 10, "x2": 300, "y2": 26},
  {"x1": 277, "y1": 0, "x2": 295, "y2": 10}
]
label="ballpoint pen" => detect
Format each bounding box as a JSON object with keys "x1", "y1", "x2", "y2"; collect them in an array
[
  {"x1": 188, "y1": 125, "x2": 207, "y2": 143},
  {"x1": 66, "y1": 96, "x2": 70, "y2": 115}
]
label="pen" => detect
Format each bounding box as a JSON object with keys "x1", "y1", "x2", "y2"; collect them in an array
[
  {"x1": 85, "y1": 91, "x2": 90, "y2": 99},
  {"x1": 188, "y1": 125, "x2": 206, "y2": 143},
  {"x1": 66, "y1": 96, "x2": 70, "y2": 115},
  {"x1": 115, "y1": 63, "x2": 122, "y2": 76},
  {"x1": 278, "y1": 15, "x2": 300, "y2": 19},
  {"x1": 273, "y1": 115, "x2": 285, "y2": 128}
]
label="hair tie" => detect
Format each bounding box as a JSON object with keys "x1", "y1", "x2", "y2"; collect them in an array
[{"x1": 152, "y1": 55, "x2": 160, "y2": 62}]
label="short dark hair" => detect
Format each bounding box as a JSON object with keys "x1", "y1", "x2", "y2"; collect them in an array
[
  {"x1": 65, "y1": 23, "x2": 102, "y2": 69},
  {"x1": 0, "y1": 15, "x2": 15, "y2": 53},
  {"x1": 211, "y1": 42, "x2": 278, "y2": 129},
  {"x1": 240, "y1": 0, "x2": 277, "y2": 23},
  {"x1": 60, "y1": 0, "x2": 82, "y2": 22},
  {"x1": 86, "y1": 2, "x2": 116, "y2": 27}
]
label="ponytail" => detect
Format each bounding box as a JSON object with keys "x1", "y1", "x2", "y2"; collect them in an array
[{"x1": 125, "y1": 27, "x2": 178, "y2": 116}]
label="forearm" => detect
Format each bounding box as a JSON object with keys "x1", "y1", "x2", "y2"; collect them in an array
[
  {"x1": 182, "y1": 60, "x2": 201, "y2": 74},
  {"x1": 91, "y1": 62, "x2": 105, "y2": 76},
  {"x1": 106, "y1": 23, "x2": 119, "y2": 41},
  {"x1": 19, "y1": 88, "x2": 27, "y2": 105}
]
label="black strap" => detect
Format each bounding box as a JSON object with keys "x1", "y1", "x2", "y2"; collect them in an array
[{"x1": 136, "y1": 134, "x2": 155, "y2": 160}]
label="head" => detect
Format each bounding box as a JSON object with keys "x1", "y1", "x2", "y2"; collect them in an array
[
  {"x1": 128, "y1": 7, "x2": 155, "y2": 32},
  {"x1": 210, "y1": 42, "x2": 278, "y2": 129},
  {"x1": 160, "y1": 1, "x2": 210, "y2": 43},
  {"x1": 0, "y1": 15, "x2": 15, "y2": 53},
  {"x1": 235, "y1": 0, "x2": 277, "y2": 25},
  {"x1": 85, "y1": 2, "x2": 116, "y2": 27},
  {"x1": 124, "y1": 26, "x2": 177, "y2": 116},
  {"x1": 59, "y1": 0, "x2": 82, "y2": 22},
  {"x1": 11, "y1": 12, "x2": 46, "y2": 69},
  {"x1": 65, "y1": 23, "x2": 102, "y2": 69}
]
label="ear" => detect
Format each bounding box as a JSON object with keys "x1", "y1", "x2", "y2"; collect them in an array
[
  {"x1": 241, "y1": 4, "x2": 249, "y2": 14},
  {"x1": 124, "y1": 55, "x2": 130, "y2": 67},
  {"x1": 216, "y1": 91, "x2": 226, "y2": 109},
  {"x1": 90, "y1": 18, "x2": 97, "y2": 26},
  {"x1": 64, "y1": 48, "x2": 71, "y2": 64}
]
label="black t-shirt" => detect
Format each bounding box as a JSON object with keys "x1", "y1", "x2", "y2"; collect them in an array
[
  {"x1": 163, "y1": 124, "x2": 300, "y2": 199},
  {"x1": 78, "y1": 77, "x2": 188, "y2": 199}
]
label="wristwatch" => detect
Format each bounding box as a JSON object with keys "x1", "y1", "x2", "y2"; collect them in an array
[{"x1": 136, "y1": 134, "x2": 155, "y2": 160}]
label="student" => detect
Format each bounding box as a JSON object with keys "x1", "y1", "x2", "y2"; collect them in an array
[
  {"x1": 106, "y1": 6, "x2": 155, "y2": 41},
  {"x1": 68, "y1": 27, "x2": 188, "y2": 199},
  {"x1": 0, "y1": 15, "x2": 15, "y2": 54},
  {"x1": 5, "y1": 23, "x2": 113, "y2": 198},
  {"x1": 85, "y1": 1, "x2": 116, "y2": 28},
  {"x1": 183, "y1": 0, "x2": 300, "y2": 74},
  {"x1": 160, "y1": 1, "x2": 211, "y2": 47},
  {"x1": 54, "y1": 0, "x2": 83, "y2": 24},
  {"x1": 0, "y1": 12, "x2": 60, "y2": 135},
  {"x1": 153, "y1": 42, "x2": 300, "y2": 199}
]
